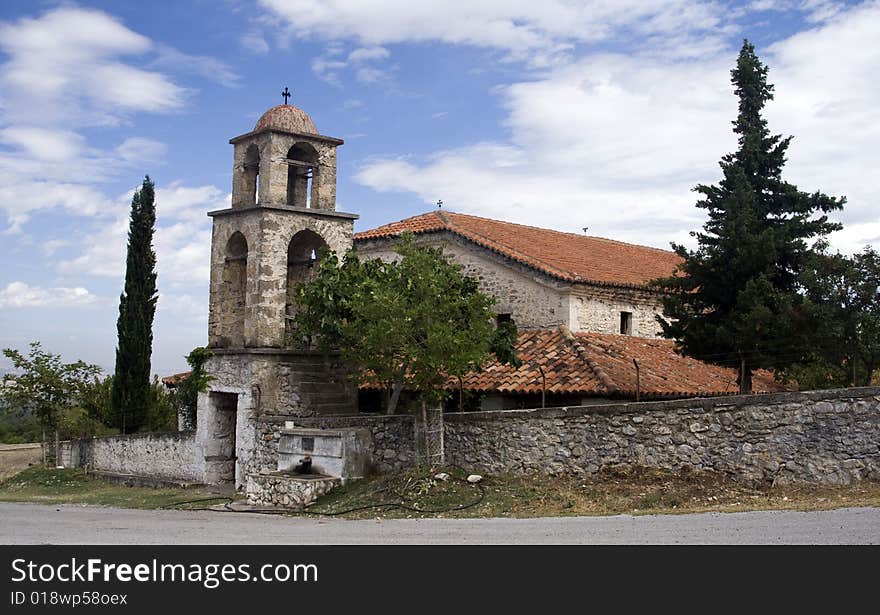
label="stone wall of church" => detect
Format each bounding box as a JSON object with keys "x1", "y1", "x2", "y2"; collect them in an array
[
  {"x1": 356, "y1": 233, "x2": 574, "y2": 330},
  {"x1": 573, "y1": 287, "x2": 665, "y2": 338},
  {"x1": 444, "y1": 387, "x2": 880, "y2": 486},
  {"x1": 355, "y1": 232, "x2": 665, "y2": 336}
]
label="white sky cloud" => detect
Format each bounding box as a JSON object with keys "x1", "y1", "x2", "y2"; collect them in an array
[
  {"x1": 57, "y1": 182, "x2": 227, "y2": 287},
  {"x1": 354, "y1": 2, "x2": 880, "y2": 254},
  {"x1": 259, "y1": 0, "x2": 726, "y2": 66},
  {"x1": 0, "y1": 281, "x2": 97, "y2": 308},
  {"x1": 0, "y1": 7, "x2": 223, "y2": 233},
  {"x1": 0, "y1": 7, "x2": 187, "y2": 127}
]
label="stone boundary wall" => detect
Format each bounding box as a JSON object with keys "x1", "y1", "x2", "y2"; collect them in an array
[
  {"x1": 252, "y1": 414, "x2": 416, "y2": 475},
  {"x1": 444, "y1": 387, "x2": 880, "y2": 486},
  {"x1": 59, "y1": 431, "x2": 200, "y2": 483}
]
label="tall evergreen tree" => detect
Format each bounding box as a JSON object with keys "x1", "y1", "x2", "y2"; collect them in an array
[
  {"x1": 654, "y1": 40, "x2": 844, "y2": 393},
  {"x1": 111, "y1": 176, "x2": 158, "y2": 432}
]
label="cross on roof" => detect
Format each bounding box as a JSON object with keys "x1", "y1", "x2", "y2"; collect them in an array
[{"x1": 282, "y1": 86, "x2": 291, "y2": 104}]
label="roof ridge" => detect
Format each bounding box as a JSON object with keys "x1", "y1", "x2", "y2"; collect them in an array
[
  {"x1": 445, "y1": 211, "x2": 676, "y2": 256},
  {"x1": 559, "y1": 325, "x2": 619, "y2": 394},
  {"x1": 442, "y1": 214, "x2": 580, "y2": 281}
]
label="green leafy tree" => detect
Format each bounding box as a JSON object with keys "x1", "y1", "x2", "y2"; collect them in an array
[
  {"x1": 786, "y1": 243, "x2": 880, "y2": 388},
  {"x1": 1, "y1": 342, "x2": 102, "y2": 454},
  {"x1": 145, "y1": 377, "x2": 179, "y2": 432},
  {"x1": 653, "y1": 40, "x2": 844, "y2": 393},
  {"x1": 291, "y1": 233, "x2": 518, "y2": 415},
  {"x1": 173, "y1": 347, "x2": 213, "y2": 430},
  {"x1": 79, "y1": 375, "x2": 114, "y2": 427},
  {"x1": 111, "y1": 175, "x2": 158, "y2": 433}
]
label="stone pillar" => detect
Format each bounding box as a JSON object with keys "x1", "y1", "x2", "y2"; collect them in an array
[{"x1": 315, "y1": 146, "x2": 337, "y2": 211}]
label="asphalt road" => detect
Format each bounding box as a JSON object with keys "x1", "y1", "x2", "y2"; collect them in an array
[{"x1": 1, "y1": 503, "x2": 877, "y2": 544}]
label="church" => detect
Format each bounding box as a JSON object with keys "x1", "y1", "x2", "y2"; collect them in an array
[{"x1": 190, "y1": 98, "x2": 786, "y2": 487}]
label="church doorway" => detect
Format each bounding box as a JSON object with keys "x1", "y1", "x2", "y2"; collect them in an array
[{"x1": 204, "y1": 391, "x2": 238, "y2": 484}]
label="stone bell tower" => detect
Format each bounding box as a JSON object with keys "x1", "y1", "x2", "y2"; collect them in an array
[
  {"x1": 196, "y1": 95, "x2": 359, "y2": 487},
  {"x1": 208, "y1": 100, "x2": 358, "y2": 348}
]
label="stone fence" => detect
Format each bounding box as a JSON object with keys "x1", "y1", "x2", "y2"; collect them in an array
[
  {"x1": 443, "y1": 387, "x2": 880, "y2": 486},
  {"x1": 59, "y1": 431, "x2": 200, "y2": 484}
]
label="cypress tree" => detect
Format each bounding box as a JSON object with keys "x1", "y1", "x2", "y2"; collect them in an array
[
  {"x1": 111, "y1": 176, "x2": 158, "y2": 433},
  {"x1": 654, "y1": 40, "x2": 844, "y2": 394}
]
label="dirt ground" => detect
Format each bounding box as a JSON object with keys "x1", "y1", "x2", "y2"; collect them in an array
[{"x1": 0, "y1": 444, "x2": 42, "y2": 481}]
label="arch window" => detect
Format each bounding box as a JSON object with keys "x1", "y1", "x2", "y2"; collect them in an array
[
  {"x1": 285, "y1": 229, "x2": 328, "y2": 339},
  {"x1": 286, "y1": 143, "x2": 319, "y2": 208},
  {"x1": 222, "y1": 232, "x2": 248, "y2": 346}
]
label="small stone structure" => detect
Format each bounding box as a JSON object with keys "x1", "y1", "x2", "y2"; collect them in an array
[
  {"x1": 246, "y1": 473, "x2": 339, "y2": 509},
  {"x1": 276, "y1": 426, "x2": 370, "y2": 482},
  {"x1": 244, "y1": 426, "x2": 370, "y2": 509}
]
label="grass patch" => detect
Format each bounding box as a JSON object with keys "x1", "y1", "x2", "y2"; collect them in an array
[
  {"x1": 0, "y1": 466, "x2": 230, "y2": 510},
  {"x1": 304, "y1": 465, "x2": 880, "y2": 519},
  {"x1": 2, "y1": 465, "x2": 879, "y2": 519}
]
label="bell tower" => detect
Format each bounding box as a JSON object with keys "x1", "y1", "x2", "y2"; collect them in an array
[
  {"x1": 207, "y1": 96, "x2": 358, "y2": 349},
  {"x1": 197, "y1": 93, "x2": 360, "y2": 488}
]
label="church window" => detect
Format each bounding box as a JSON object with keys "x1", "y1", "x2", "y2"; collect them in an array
[{"x1": 619, "y1": 311, "x2": 633, "y2": 335}]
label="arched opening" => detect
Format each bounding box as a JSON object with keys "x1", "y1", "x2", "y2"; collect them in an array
[
  {"x1": 285, "y1": 229, "x2": 328, "y2": 339},
  {"x1": 244, "y1": 144, "x2": 260, "y2": 206},
  {"x1": 222, "y1": 232, "x2": 248, "y2": 346},
  {"x1": 286, "y1": 143, "x2": 319, "y2": 209}
]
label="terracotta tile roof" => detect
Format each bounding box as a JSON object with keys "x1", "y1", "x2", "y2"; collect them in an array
[
  {"x1": 354, "y1": 210, "x2": 681, "y2": 289},
  {"x1": 449, "y1": 327, "x2": 788, "y2": 398},
  {"x1": 161, "y1": 371, "x2": 191, "y2": 387},
  {"x1": 254, "y1": 103, "x2": 318, "y2": 135}
]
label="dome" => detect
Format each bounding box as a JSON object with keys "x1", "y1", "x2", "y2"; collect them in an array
[{"x1": 254, "y1": 104, "x2": 318, "y2": 135}]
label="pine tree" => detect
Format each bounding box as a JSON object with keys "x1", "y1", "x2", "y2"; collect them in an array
[
  {"x1": 654, "y1": 40, "x2": 844, "y2": 394},
  {"x1": 111, "y1": 176, "x2": 158, "y2": 432}
]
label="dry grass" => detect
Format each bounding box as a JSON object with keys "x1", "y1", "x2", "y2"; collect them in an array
[
  {"x1": 2, "y1": 464, "x2": 878, "y2": 519},
  {"x1": 0, "y1": 467, "x2": 230, "y2": 509},
  {"x1": 0, "y1": 444, "x2": 42, "y2": 481},
  {"x1": 307, "y1": 465, "x2": 880, "y2": 519}
]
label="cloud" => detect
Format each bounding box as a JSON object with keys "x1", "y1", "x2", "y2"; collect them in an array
[
  {"x1": 152, "y1": 45, "x2": 240, "y2": 87},
  {"x1": 0, "y1": 7, "x2": 222, "y2": 233},
  {"x1": 57, "y1": 182, "x2": 227, "y2": 286},
  {"x1": 348, "y1": 46, "x2": 390, "y2": 63},
  {"x1": 241, "y1": 31, "x2": 270, "y2": 54},
  {"x1": 0, "y1": 7, "x2": 187, "y2": 127},
  {"x1": 0, "y1": 282, "x2": 97, "y2": 308},
  {"x1": 354, "y1": 2, "x2": 880, "y2": 255},
  {"x1": 311, "y1": 44, "x2": 392, "y2": 85},
  {"x1": 258, "y1": 0, "x2": 728, "y2": 66}
]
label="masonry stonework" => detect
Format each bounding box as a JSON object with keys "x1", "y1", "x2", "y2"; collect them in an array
[
  {"x1": 573, "y1": 287, "x2": 664, "y2": 337},
  {"x1": 59, "y1": 432, "x2": 199, "y2": 483},
  {"x1": 444, "y1": 387, "x2": 880, "y2": 486},
  {"x1": 355, "y1": 232, "x2": 665, "y2": 336}
]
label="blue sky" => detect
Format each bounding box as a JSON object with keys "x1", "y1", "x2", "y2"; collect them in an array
[{"x1": 1, "y1": 0, "x2": 878, "y2": 377}]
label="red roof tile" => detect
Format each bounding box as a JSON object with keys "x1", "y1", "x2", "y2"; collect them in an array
[
  {"x1": 161, "y1": 371, "x2": 191, "y2": 387},
  {"x1": 452, "y1": 327, "x2": 789, "y2": 398},
  {"x1": 354, "y1": 211, "x2": 681, "y2": 289}
]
